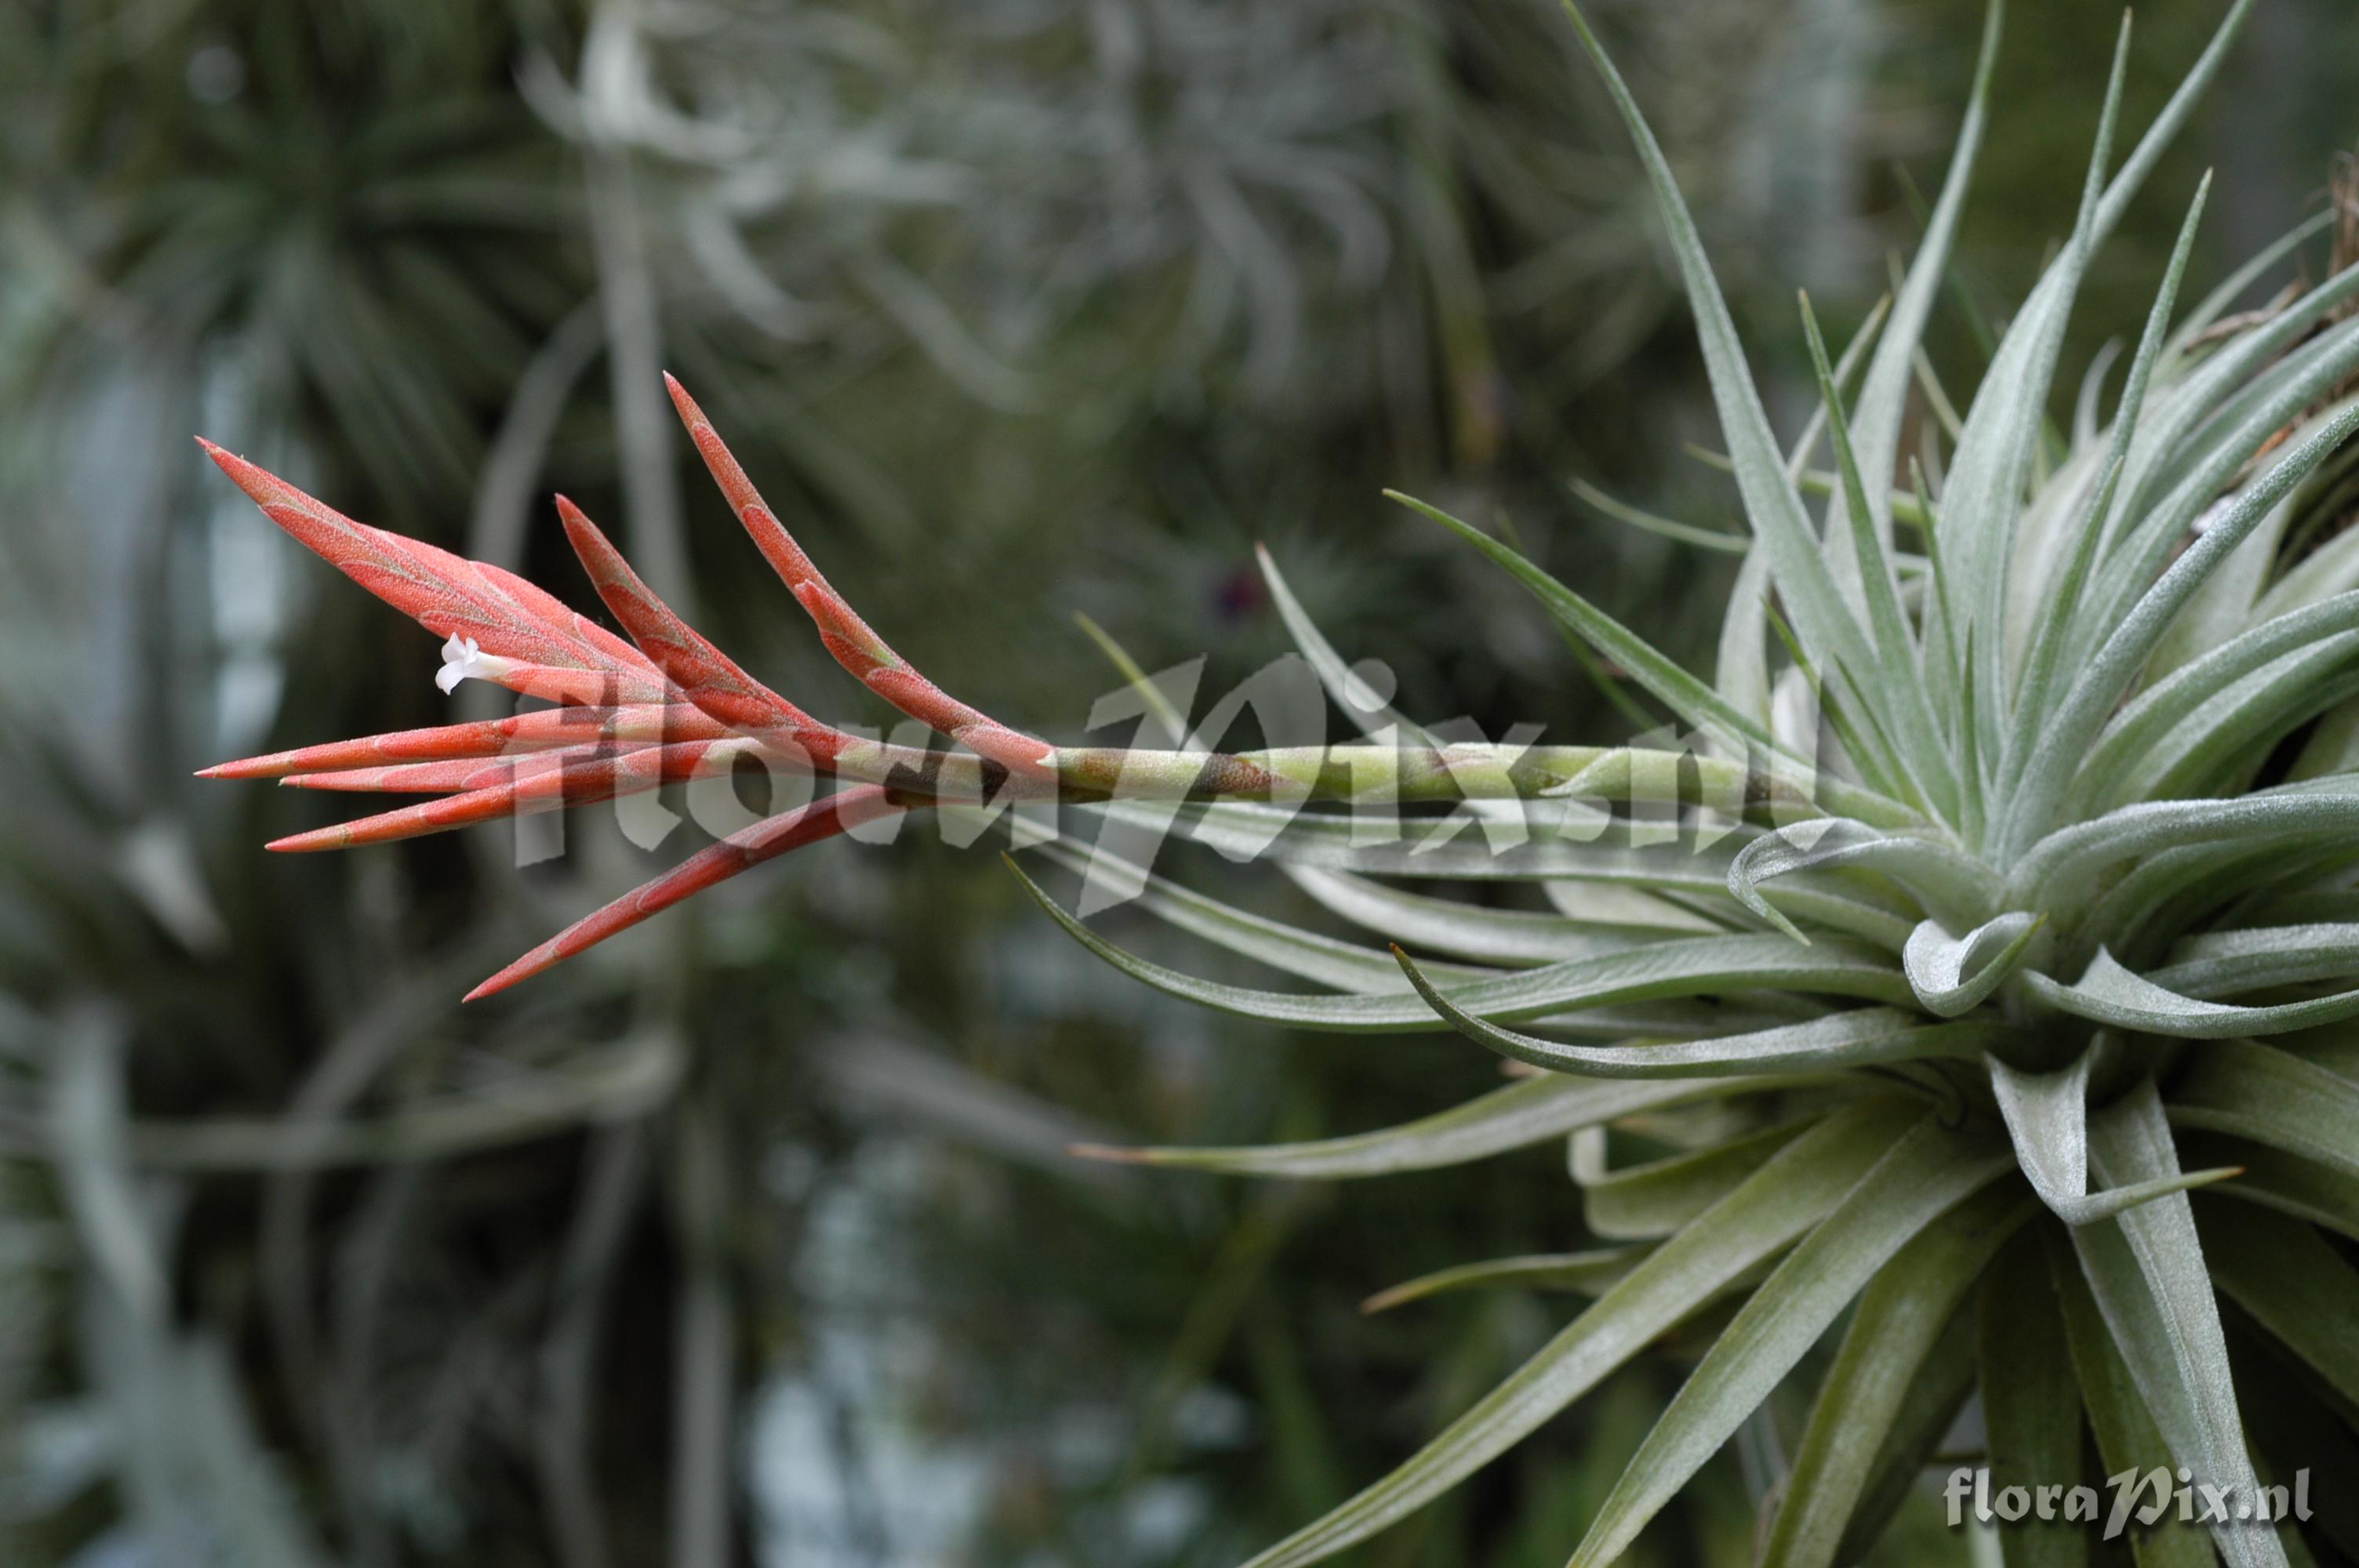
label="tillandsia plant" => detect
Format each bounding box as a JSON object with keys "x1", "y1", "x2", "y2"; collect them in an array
[{"x1": 195, "y1": 0, "x2": 2359, "y2": 1563}]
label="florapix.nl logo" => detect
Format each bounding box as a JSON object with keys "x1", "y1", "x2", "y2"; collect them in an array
[{"x1": 1945, "y1": 1467, "x2": 2313, "y2": 1540}]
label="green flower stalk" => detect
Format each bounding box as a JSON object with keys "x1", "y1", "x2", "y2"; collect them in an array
[{"x1": 204, "y1": 0, "x2": 2359, "y2": 1562}]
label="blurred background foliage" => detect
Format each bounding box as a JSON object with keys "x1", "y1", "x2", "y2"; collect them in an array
[{"x1": 1, "y1": 0, "x2": 2354, "y2": 1564}]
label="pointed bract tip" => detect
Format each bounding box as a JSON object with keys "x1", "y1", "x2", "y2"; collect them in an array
[
  {"x1": 264, "y1": 829, "x2": 335, "y2": 852},
  {"x1": 551, "y1": 494, "x2": 602, "y2": 542},
  {"x1": 464, "y1": 956, "x2": 540, "y2": 1003},
  {"x1": 1358, "y1": 1287, "x2": 1411, "y2": 1316},
  {"x1": 198, "y1": 752, "x2": 301, "y2": 780},
  {"x1": 662, "y1": 372, "x2": 706, "y2": 426},
  {"x1": 194, "y1": 439, "x2": 282, "y2": 506}
]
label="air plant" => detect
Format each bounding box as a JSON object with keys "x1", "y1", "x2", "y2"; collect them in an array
[{"x1": 200, "y1": 0, "x2": 2359, "y2": 1563}]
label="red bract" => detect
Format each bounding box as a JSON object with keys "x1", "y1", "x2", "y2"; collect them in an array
[
  {"x1": 195, "y1": 383, "x2": 1058, "y2": 999},
  {"x1": 194, "y1": 704, "x2": 727, "y2": 781},
  {"x1": 663, "y1": 376, "x2": 1059, "y2": 782},
  {"x1": 462, "y1": 784, "x2": 907, "y2": 1002}
]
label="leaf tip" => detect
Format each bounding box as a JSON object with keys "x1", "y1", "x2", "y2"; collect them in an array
[
  {"x1": 1067, "y1": 1142, "x2": 1148, "y2": 1165},
  {"x1": 466, "y1": 945, "x2": 552, "y2": 1003}
]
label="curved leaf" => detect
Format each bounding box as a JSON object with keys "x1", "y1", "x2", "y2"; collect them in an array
[
  {"x1": 2150, "y1": 920, "x2": 2359, "y2": 995},
  {"x1": 2096, "y1": 639, "x2": 2359, "y2": 812},
  {"x1": 1032, "y1": 840, "x2": 1494, "y2": 995},
  {"x1": 1014, "y1": 858, "x2": 1914, "y2": 1033},
  {"x1": 1256, "y1": 545, "x2": 1434, "y2": 746},
  {"x1": 2029, "y1": 948, "x2": 2359, "y2": 1039},
  {"x1": 1989, "y1": 1049, "x2": 2239, "y2": 1224},
  {"x1": 1568, "y1": 477, "x2": 1750, "y2": 555},
  {"x1": 1903, "y1": 911, "x2": 2043, "y2": 1016},
  {"x1": 1081, "y1": 1072, "x2": 1807, "y2": 1180},
  {"x1": 1281, "y1": 866, "x2": 1684, "y2": 967},
  {"x1": 1572, "y1": 1119, "x2": 1820, "y2": 1241},
  {"x1": 1728, "y1": 819, "x2": 1995, "y2": 942},
  {"x1": 1361, "y1": 1247, "x2": 1646, "y2": 1315},
  {"x1": 2068, "y1": 592, "x2": 2359, "y2": 818},
  {"x1": 2175, "y1": 1131, "x2": 2359, "y2": 1243},
  {"x1": 1383, "y1": 490, "x2": 1810, "y2": 775},
  {"x1": 2167, "y1": 1037, "x2": 2359, "y2": 1178},
  {"x1": 2005, "y1": 403, "x2": 2359, "y2": 853},
  {"x1": 1394, "y1": 964, "x2": 1997, "y2": 1080}
]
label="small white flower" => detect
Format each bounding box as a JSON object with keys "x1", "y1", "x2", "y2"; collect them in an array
[{"x1": 436, "y1": 634, "x2": 511, "y2": 695}]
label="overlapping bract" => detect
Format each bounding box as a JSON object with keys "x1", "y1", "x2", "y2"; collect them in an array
[
  {"x1": 198, "y1": 379, "x2": 1066, "y2": 997},
  {"x1": 204, "y1": 1, "x2": 2359, "y2": 1563}
]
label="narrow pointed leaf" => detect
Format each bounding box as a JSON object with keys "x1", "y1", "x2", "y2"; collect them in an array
[
  {"x1": 1013, "y1": 859, "x2": 1914, "y2": 1033},
  {"x1": 1396, "y1": 963, "x2": 1999, "y2": 1080},
  {"x1": 1257, "y1": 545, "x2": 1435, "y2": 743},
  {"x1": 2029, "y1": 947, "x2": 2359, "y2": 1039},
  {"x1": 1760, "y1": 1182, "x2": 2037, "y2": 1568},
  {"x1": 1078, "y1": 1072, "x2": 1806, "y2": 1180},
  {"x1": 1361, "y1": 1247, "x2": 1645, "y2": 1315},
  {"x1": 1558, "y1": 3, "x2": 1880, "y2": 692},
  {"x1": 2167, "y1": 1038, "x2": 2359, "y2": 1179},
  {"x1": 2010, "y1": 406, "x2": 2359, "y2": 848},
  {"x1": 2049, "y1": 1231, "x2": 2220, "y2": 1568},
  {"x1": 1284, "y1": 865, "x2": 1697, "y2": 966},
  {"x1": 1234, "y1": 1101, "x2": 1914, "y2": 1568},
  {"x1": 1568, "y1": 1116, "x2": 2013, "y2": 1566},
  {"x1": 1973, "y1": 1232, "x2": 2089, "y2": 1568},
  {"x1": 1801, "y1": 291, "x2": 1951, "y2": 815},
  {"x1": 2195, "y1": 1202, "x2": 2359, "y2": 1409},
  {"x1": 1989, "y1": 1050, "x2": 2239, "y2": 1224},
  {"x1": 1384, "y1": 490, "x2": 1800, "y2": 771},
  {"x1": 2073, "y1": 1077, "x2": 2288, "y2": 1568},
  {"x1": 1572, "y1": 1119, "x2": 1820, "y2": 1240},
  {"x1": 1034, "y1": 841, "x2": 1495, "y2": 995}
]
